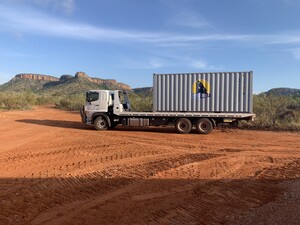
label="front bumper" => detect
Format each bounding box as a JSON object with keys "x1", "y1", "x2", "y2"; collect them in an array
[
  {"x1": 80, "y1": 107, "x2": 93, "y2": 126},
  {"x1": 80, "y1": 107, "x2": 86, "y2": 124}
]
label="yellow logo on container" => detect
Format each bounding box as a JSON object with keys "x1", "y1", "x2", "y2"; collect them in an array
[{"x1": 192, "y1": 79, "x2": 211, "y2": 99}]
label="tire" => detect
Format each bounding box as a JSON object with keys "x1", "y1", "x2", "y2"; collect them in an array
[
  {"x1": 196, "y1": 118, "x2": 213, "y2": 134},
  {"x1": 94, "y1": 116, "x2": 109, "y2": 130},
  {"x1": 175, "y1": 118, "x2": 192, "y2": 134}
]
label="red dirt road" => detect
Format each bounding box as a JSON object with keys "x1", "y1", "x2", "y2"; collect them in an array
[{"x1": 0, "y1": 107, "x2": 299, "y2": 225}]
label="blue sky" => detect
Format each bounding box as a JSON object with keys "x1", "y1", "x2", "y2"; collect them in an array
[{"x1": 0, "y1": 0, "x2": 300, "y2": 93}]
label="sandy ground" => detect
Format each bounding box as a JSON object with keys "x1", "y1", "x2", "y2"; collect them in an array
[{"x1": 0, "y1": 106, "x2": 299, "y2": 225}]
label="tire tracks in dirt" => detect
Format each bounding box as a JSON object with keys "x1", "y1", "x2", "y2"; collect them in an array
[{"x1": 0, "y1": 107, "x2": 300, "y2": 225}]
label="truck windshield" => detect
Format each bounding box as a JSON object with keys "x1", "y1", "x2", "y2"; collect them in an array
[{"x1": 86, "y1": 92, "x2": 99, "y2": 102}]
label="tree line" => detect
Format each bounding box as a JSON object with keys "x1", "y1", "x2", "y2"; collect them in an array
[{"x1": 0, "y1": 91, "x2": 299, "y2": 129}]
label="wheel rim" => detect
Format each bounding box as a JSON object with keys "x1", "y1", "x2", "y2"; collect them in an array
[
  {"x1": 97, "y1": 117, "x2": 107, "y2": 129},
  {"x1": 196, "y1": 118, "x2": 213, "y2": 134},
  {"x1": 201, "y1": 122, "x2": 208, "y2": 131},
  {"x1": 179, "y1": 122, "x2": 187, "y2": 131},
  {"x1": 176, "y1": 119, "x2": 191, "y2": 133}
]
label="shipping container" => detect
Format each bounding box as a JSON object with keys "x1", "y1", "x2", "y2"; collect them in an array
[{"x1": 153, "y1": 72, "x2": 253, "y2": 113}]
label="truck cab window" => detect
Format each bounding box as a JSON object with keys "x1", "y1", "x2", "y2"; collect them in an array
[
  {"x1": 118, "y1": 91, "x2": 130, "y2": 111},
  {"x1": 109, "y1": 94, "x2": 114, "y2": 106},
  {"x1": 86, "y1": 92, "x2": 99, "y2": 102}
]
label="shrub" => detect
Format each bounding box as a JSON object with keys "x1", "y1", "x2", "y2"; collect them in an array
[
  {"x1": 252, "y1": 94, "x2": 300, "y2": 128},
  {"x1": 55, "y1": 94, "x2": 85, "y2": 111},
  {"x1": 0, "y1": 92, "x2": 33, "y2": 110},
  {"x1": 128, "y1": 92, "x2": 153, "y2": 111}
]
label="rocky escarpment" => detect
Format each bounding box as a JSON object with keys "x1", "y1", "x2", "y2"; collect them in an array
[
  {"x1": 133, "y1": 87, "x2": 153, "y2": 96},
  {"x1": 118, "y1": 83, "x2": 132, "y2": 90},
  {"x1": 15, "y1": 74, "x2": 59, "y2": 82},
  {"x1": 75, "y1": 72, "x2": 131, "y2": 90},
  {"x1": 12, "y1": 72, "x2": 131, "y2": 91},
  {"x1": 59, "y1": 75, "x2": 73, "y2": 82}
]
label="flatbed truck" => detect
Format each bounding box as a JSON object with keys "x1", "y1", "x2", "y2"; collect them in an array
[{"x1": 80, "y1": 72, "x2": 255, "y2": 134}]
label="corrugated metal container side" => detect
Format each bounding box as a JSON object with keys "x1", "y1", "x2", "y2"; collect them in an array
[{"x1": 153, "y1": 72, "x2": 253, "y2": 113}]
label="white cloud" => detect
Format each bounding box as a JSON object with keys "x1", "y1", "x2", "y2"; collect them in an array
[
  {"x1": 266, "y1": 33, "x2": 300, "y2": 44},
  {"x1": 13, "y1": 0, "x2": 76, "y2": 14},
  {"x1": 0, "y1": 4, "x2": 244, "y2": 43},
  {"x1": 187, "y1": 57, "x2": 222, "y2": 70},
  {"x1": 167, "y1": 11, "x2": 210, "y2": 28},
  {"x1": 1, "y1": 3, "x2": 300, "y2": 47},
  {"x1": 288, "y1": 48, "x2": 300, "y2": 60},
  {"x1": 148, "y1": 59, "x2": 165, "y2": 69},
  {"x1": 149, "y1": 34, "x2": 253, "y2": 43},
  {"x1": 121, "y1": 55, "x2": 220, "y2": 70},
  {"x1": 12, "y1": 31, "x2": 25, "y2": 41},
  {"x1": 282, "y1": 0, "x2": 300, "y2": 8},
  {"x1": 122, "y1": 58, "x2": 168, "y2": 69},
  {"x1": 0, "y1": 5, "x2": 124, "y2": 40},
  {"x1": 189, "y1": 59, "x2": 207, "y2": 69},
  {"x1": 59, "y1": 0, "x2": 76, "y2": 14},
  {"x1": 6, "y1": 52, "x2": 34, "y2": 58}
]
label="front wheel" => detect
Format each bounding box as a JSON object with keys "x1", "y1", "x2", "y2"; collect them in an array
[
  {"x1": 94, "y1": 116, "x2": 109, "y2": 130},
  {"x1": 175, "y1": 118, "x2": 192, "y2": 134},
  {"x1": 196, "y1": 118, "x2": 213, "y2": 134}
]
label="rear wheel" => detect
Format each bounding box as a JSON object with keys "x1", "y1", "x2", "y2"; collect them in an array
[
  {"x1": 175, "y1": 118, "x2": 192, "y2": 134},
  {"x1": 94, "y1": 116, "x2": 109, "y2": 130},
  {"x1": 196, "y1": 118, "x2": 213, "y2": 134}
]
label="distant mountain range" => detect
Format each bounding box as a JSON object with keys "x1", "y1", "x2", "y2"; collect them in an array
[
  {"x1": 0, "y1": 72, "x2": 299, "y2": 97},
  {"x1": 264, "y1": 88, "x2": 300, "y2": 97},
  {"x1": 0, "y1": 72, "x2": 131, "y2": 95}
]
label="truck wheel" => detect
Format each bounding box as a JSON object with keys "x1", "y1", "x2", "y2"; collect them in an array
[
  {"x1": 196, "y1": 118, "x2": 213, "y2": 134},
  {"x1": 94, "y1": 116, "x2": 109, "y2": 130},
  {"x1": 175, "y1": 118, "x2": 192, "y2": 134}
]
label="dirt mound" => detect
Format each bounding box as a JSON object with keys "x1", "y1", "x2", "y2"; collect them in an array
[{"x1": 0, "y1": 107, "x2": 299, "y2": 225}]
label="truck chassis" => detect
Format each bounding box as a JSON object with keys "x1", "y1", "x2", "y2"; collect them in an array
[{"x1": 81, "y1": 90, "x2": 255, "y2": 134}]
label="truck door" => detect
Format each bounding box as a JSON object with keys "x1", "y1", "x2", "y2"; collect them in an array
[
  {"x1": 97, "y1": 91, "x2": 108, "y2": 112},
  {"x1": 86, "y1": 91, "x2": 108, "y2": 112}
]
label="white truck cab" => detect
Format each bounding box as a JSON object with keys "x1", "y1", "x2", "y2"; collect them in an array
[
  {"x1": 85, "y1": 90, "x2": 131, "y2": 114},
  {"x1": 81, "y1": 90, "x2": 133, "y2": 128}
]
